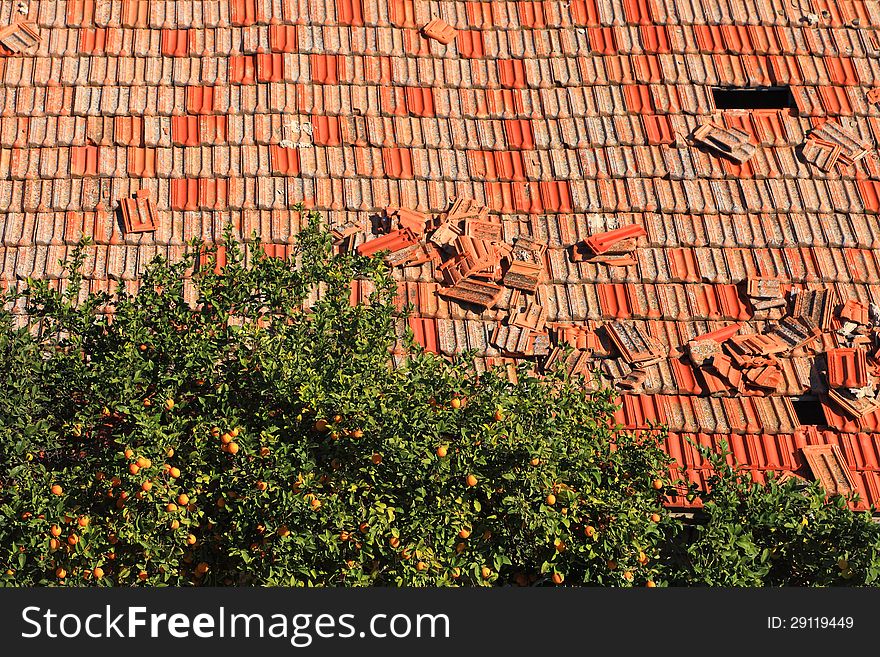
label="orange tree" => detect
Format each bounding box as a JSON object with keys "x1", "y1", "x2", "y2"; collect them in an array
[
  {"x1": 666, "y1": 443, "x2": 880, "y2": 586},
  {"x1": 0, "y1": 209, "x2": 674, "y2": 587}
]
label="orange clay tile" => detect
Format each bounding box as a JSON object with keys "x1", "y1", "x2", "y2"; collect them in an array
[
  {"x1": 381, "y1": 147, "x2": 414, "y2": 179},
  {"x1": 497, "y1": 59, "x2": 528, "y2": 89},
  {"x1": 256, "y1": 53, "x2": 285, "y2": 83},
  {"x1": 310, "y1": 54, "x2": 343, "y2": 84},
  {"x1": 838, "y1": 299, "x2": 870, "y2": 325},
  {"x1": 160, "y1": 30, "x2": 192, "y2": 57},
  {"x1": 269, "y1": 145, "x2": 301, "y2": 176},
  {"x1": 126, "y1": 147, "x2": 156, "y2": 177},
  {"x1": 502, "y1": 119, "x2": 535, "y2": 150},
  {"x1": 186, "y1": 86, "x2": 215, "y2": 115},
  {"x1": 229, "y1": 55, "x2": 257, "y2": 84},
  {"x1": 70, "y1": 145, "x2": 99, "y2": 177},
  {"x1": 389, "y1": 0, "x2": 417, "y2": 27},
  {"x1": 456, "y1": 30, "x2": 486, "y2": 59},
  {"x1": 311, "y1": 116, "x2": 341, "y2": 146},
  {"x1": 826, "y1": 348, "x2": 869, "y2": 389},
  {"x1": 118, "y1": 189, "x2": 157, "y2": 234},
  {"x1": 269, "y1": 25, "x2": 298, "y2": 53},
  {"x1": 336, "y1": 0, "x2": 364, "y2": 26},
  {"x1": 421, "y1": 19, "x2": 456, "y2": 45},
  {"x1": 230, "y1": 0, "x2": 259, "y2": 26}
]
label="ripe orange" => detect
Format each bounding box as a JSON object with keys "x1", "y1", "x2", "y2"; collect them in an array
[
  {"x1": 530, "y1": 457, "x2": 540, "y2": 466},
  {"x1": 551, "y1": 573, "x2": 564, "y2": 585},
  {"x1": 49, "y1": 539, "x2": 60, "y2": 551},
  {"x1": 166, "y1": 447, "x2": 174, "y2": 457},
  {"x1": 143, "y1": 399, "x2": 152, "y2": 407},
  {"x1": 436, "y1": 446, "x2": 448, "y2": 458},
  {"x1": 623, "y1": 571, "x2": 634, "y2": 582},
  {"x1": 260, "y1": 447, "x2": 270, "y2": 457},
  {"x1": 230, "y1": 427, "x2": 240, "y2": 438},
  {"x1": 584, "y1": 525, "x2": 596, "y2": 538},
  {"x1": 166, "y1": 503, "x2": 178, "y2": 512},
  {"x1": 136, "y1": 457, "x2": 151, "y2": 469},
  {"x1": 310, "y1": 498, "x2": 322, "y2": 510},
  {"x1": 493, "y1": 409, "x2": 504, "y2": 421},
  {"x1": 555, "y1": 540, "x2": 566, "y2": 553},
  {"x1": 220, "y1": 433, "x2": 233, "y2": 444},
  {"x1": 256, "y1": 481, "x2": 268, "y2": 492},
  {"x1": 227, "y1": 442, "x2": 240, "y2": 455},
  {"x1": 450, "y1": 398, "x2": 462, "y2": 409},
  {"x1": 650, "y1": 513, "x2": 661, "y2": 523},
  {"x1": 277, "y1": 525, "x2": 290, "y2": 538},
  {"x1": 351, "y1": 429, "x2": 364, "y2": 439},
  {"x1": 124, "y1": 449, "x2": 134, "y2": 459},
  {"x1": 93, "y1": 567, "x2": 104, "y2": 579},
  {"x1": 359, "y1": 522, "x2": 369, "y2": 533},
  {"x1": 169, "y1": 520, "x2": 180, "y2": 530},
  {"x1": 371, "y1": 453, "x2": 382, "y2": 465},
  {"x1": 210, "y1": 427, "x2": 221, "y2": 438},
  {"x1": 458, "y1": 528, "x2": 471, "y2": 539},
  {"x1": 50, "y1": 484, "x2": 62, "y2": 496},
  {"x1": 195, "y1": 562, "x2": 209, "y2": 576},
  {"x1": 50, "y1": 525, "x2": 62, "y2": 537},
  {"x1": 652, "y1": 479, "x2": 663, "y2": 490},
  {"x1": 138, "y1": 571, "x2": 148, "y2": 581},
  {"x1": 129, "y1": 463, "x2": 140, "y2": 475},
  {"x1": 314, "y1": 419, "x2": 328, "y2": 432},
  {"x1": 186, "y1": 534, "x2": 197, "y2": 546},
  {"x1": 164, "y1": 399, "x2": 175, "y2": 411},
  {"x1": 481, "y1": 566, "x2": 491, "y2": 580},
  {"x1": 339, "y1": 531, "x2": 350, "y2": 542},
  {"x1": 77, "y1": 517, "x2": 89, "y2": 528},
  {"x1": 466, "y1": 474, "x2": 478, "y2": 487},
  {"x1": 638, "y1": 551, "x2": 649, "y2": 565},
  {"x1": 545, "y1": 494, "x2": 556, "y2": 506},
  {"x1": 141, "y1": 481, "x2": 152, "y2": 492},
  {"x1": 451, "y1": 568, "x2": 461, "y2": 579},
  {"x1": 416, "y1": 561, "x2": 427, "y2": 572},
  {"x1": 389, "y1": 537, "x2": 400, "y2": 549},
  {"x1": 55, "y1": 567, "x2": 66, "y2": 579},
  {"x1": 177, "y1": 494, "x2": 189, "y2": 506},
  {"x1": 139, "y1": 344, "x2": 147, "y2": 352},
  {"x1": 169, "y1": 467, "x2": 181, "y2": 479},
  {"x1": 646, "y1": 580, "x2": 657, "y2": 588},
  {"x1": 67, "y1": 534, "x2": 78, "y2": 546}
]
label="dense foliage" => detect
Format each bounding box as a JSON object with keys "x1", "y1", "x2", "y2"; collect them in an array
[{"x1": 0, "y1": 207, "x2": 878, "y2": 587}]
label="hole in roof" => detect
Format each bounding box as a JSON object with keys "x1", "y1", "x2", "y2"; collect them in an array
[
  {"x1": 791, "y1": 397, "x2": 826, "y2": 427},
  {"x1": 711, "y1": 86, "x2": 794, "y2": 110}
]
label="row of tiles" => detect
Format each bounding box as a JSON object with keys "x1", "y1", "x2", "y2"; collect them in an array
[
  {"x1": 4, "y1": 143, "x2": 880, "y2": 185},
  {"x1": 18, "y1": 23, "x2": 880, "y2": 60},
  {"x1": 6, "y1": 52, "x2": 880, "y2": 96},
  {"x1": 2, "y1": 174, "x2": 880, "y2": 216},
  {"x1": 11, "y1": 209, "x2": 880, "y2": 251},
  {"x1": 19, "y1": 0, "x2": 880, "y2": 31}
]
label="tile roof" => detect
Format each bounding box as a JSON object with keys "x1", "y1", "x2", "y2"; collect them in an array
[{"x1": 6, "y1": 0, "x2": 880, "y2": 509}]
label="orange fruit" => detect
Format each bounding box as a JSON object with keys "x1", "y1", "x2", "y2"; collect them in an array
[
  {"x1": 49, "y1": 538, "x2": 60, "y2": 550},
  {"x1": 227, "y1": 442, "x2": 239, "y2": 455},
  {"x1": 166, "y1": 503, "x2": 178, "y2": 512},
  {"x1": 77, "y1": 516, "x2": 89, "y2": 528},
  {"x1": 186, "y1": 534, "x2": 197, "y2": 546},
  {"x1": 389, "y1": 537, "x2": 400, "y2": 549},
  {"x1": 220, "y1": 433, "x2": 233, "y2": 444},
  {"x1": 351, "y1": 429, "x2": 364, "y2": 439},
  {"x1": 50, "y1": 484, "x2": 62, "y2": 496},
  {"x1": 141, "y1": 481, "x2": 152, "y2": 492},
  {"x1": 450, "y1": 398, "x2": 461, "y2": 409},
  {"x1": 49, "y1": 525, "x2": 62, "y2": 537},
  {"x1": 339, "y1": 531, "x2": 350, "y2": 542},
  {"x1": 277, "y1": 525, "x2": 290, "y2": 537},
  {"x1": 169, "y1": 520, "x2": 180, "y2": 530},
  {"x1": 652, "y1": 479, "x2": 663, "y2": 490},
  {"x1": 165, "y1": 447, "x2": 174, "y2": 457},
  {"x1": 143, "y1": 399, "x2": 152, "y2": 407},
  {"x1": 314, "y1": 419, "x2": 328, "y2": 432},
  {"x1": 195, "y1": 562, "x2": 209, "y2": 575},
  {"x1": 584, "y1": 525, "x2": 596, "y2": 538},
  {"x1": 260, "y1": 447, "x2": 270, "y2": 457},
  {"x1": 451, "y1": 567, "x2": 461, "y2": 579},
  {"x1": 169, "y1": 467, "x2": 181, "y2": 479},
  {"x1": 650, "y1": 513, "x2": 661, "y2": 523},
  {"x1": 55, "y1": 567, "x2": 66, "y2": 579},
  {"x1": 466, "y1": 474, "x2": 478, "y2": 487},
  {"x1": 67, "y1": 534, "x2": 78, "y2": 546},
  {"x1": 481, "y1": 566, "x2": 491, "y2": 580},
  {"x1": 256, "y1": 481, "x2": 268, "y2": 491},
  {"x1": 138, "y1": 571, "x2": 148, "y2": 581},
  {"x1": 638, "y1": 551, "x2": 649, "y2": 565},
  {"x1": 458, "y1": 528, "x2": 471, "y2": 539},
  {"x1": 310, "y1": 498, "x2": 322, "y2": 510},
  {"x1": 93, "y1": 567, "x2": 104, "y2": 579},
  {"x1": 646, "y1": 580, "x2": 657, "y2": 588},
  {"x1": 416, "y1": 561, "x2": 427, "y2": 572},
  {"x1": 545, "y1": 494, "x2": 556, "y2": 506},
  {"x1": 530, "y1": 457, "x2": 540, "y2": 466},
  {"x1": 551, "y1": 572, "x2": 564, "y2": 585},
  {"x1": 129, "y1": 463, "x2": 140, "y2": 475},
  {"x1": 177, "y1": 494, "x2": 189, "y2": 506},
  {"x1": 436, "y1": 446, "x2": 448, "y2": 458},
  {"x1": 371, "y1": 453, "x2": 382, "y2": 465},
  {"x1": 493, "y1": 409, "x2": 504, "y2": 421},
  {"x1": 164, "y1": 399, "x2": 175, "y2": 411},
  {"x1": 136, "y1": 457, "x2": 150, "y2": 469},
  {"x1": 623, "y1": 571, "x2": 634, "y2": 582},
  {"x1": 124, "y1": 449, "x2": 134, "y2": 459},
  {"x1": 230, "y1": 427, "x2": 240, "y2": 438},
  {"x1": 210, "y1": 427, "x2": 221, "y2": 438}
]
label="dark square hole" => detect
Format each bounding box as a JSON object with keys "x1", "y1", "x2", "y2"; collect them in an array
[
  {"x1": 711, "y1": 86, "x2": 794, "y2": 110},
  {"x1": 792, "y1": 398, "x2": 826, "y2": 427}
]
